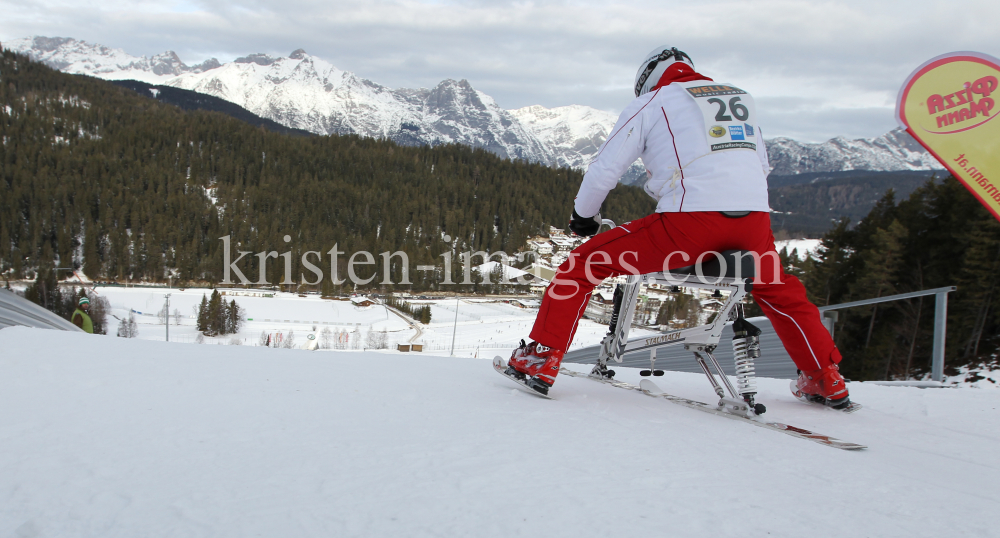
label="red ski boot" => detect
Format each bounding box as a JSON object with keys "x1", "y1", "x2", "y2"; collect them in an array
[
  {"x1": 506, "y1": 340, "x2": 565, "y2": 396},
  {"x1": 795, "y1": 363, "x2": 850, "y2": 409}
]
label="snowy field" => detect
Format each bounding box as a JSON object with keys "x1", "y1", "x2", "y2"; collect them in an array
[
  {"x1": 2, "y1": 326, "x2": 999, "y2": 538},
  {"x1": 82, "y1": 287, "x2": 651, "y2": 356},
  {"x1": 774, "y1": 239, "x2": 822, "y2": 260},
  {"x1": 93, "y1": 287, "x2": 411, "y2": 346},
  {"x1": 408, "y1": 298, "x2": 655, "y2": 354}
]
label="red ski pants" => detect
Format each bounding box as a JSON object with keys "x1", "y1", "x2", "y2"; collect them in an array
[{"x1": 529, "y1": 211, "x2": 841, "y2": 372}]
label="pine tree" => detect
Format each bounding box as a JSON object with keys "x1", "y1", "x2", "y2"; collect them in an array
[
  {"x1": 225, "y1": 299, "x2": 243, "y2": 335},
  {"x1": 197, "y1": 294, "x2": 209, "y2": 332},
  {"x1": 82, "y1": 220, "x2": 102, "y2": 279},
  {"x1": 207, "y1": 289, "x2": 223, "y2": 336},
  {"x1": 955, "y1": 214, "x2": 1000, "y2": 357}
]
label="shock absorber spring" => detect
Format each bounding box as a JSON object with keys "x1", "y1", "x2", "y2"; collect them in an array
[
  {"x1": 732, "y1": 337, "x2": 758, "y2": 395},
  {"x1": 731, "y1": 317, "x2": 762, "y2": 397},
  {"x1": 607, "y1": 285, "x2": 625, "y2": 334}
]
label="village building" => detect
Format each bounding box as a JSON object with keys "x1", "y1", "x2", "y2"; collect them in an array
[{"x1": 350, "y1": 296, "x2": 376, "y2": 308}]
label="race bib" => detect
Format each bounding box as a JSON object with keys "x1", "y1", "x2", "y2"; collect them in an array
[{"x1": 680, "y1": 82, "x2": 758, "y2": 152}]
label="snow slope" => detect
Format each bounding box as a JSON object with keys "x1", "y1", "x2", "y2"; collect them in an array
[{"x1": 2, "y1": 326, "x2": 998, "y2": 537}]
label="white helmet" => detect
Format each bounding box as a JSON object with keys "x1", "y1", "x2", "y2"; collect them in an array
[{"x1": 634, "y1": 46, "x2": 694, "y2": 97}]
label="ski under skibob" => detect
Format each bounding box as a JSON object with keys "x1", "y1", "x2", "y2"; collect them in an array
[{"x1": 559, "y1": 367, "x2": 867, "y2": 451}]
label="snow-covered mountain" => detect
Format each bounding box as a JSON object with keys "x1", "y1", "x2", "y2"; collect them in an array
[
  {"x1": 509, "y1": 105, "x2": 616, "y2": 170},
  {"x1": 7, "y1": 37, "x2": 553, "y2": 164},
  {"x1": 509, "y1": 104, "x2": 645, "y2": 183},
  {"x1": 4, "y1": 36, "x2": 220, "y2": 83},
  {"x1": 164, "y1": 51, "x2": 554, "y2": 163},
  {"x1": 7, "y1": 36, "x2": 944, "y2": 179},
  {"x1": 766, "y1": 128, "x2": 943, "y2": 176}
]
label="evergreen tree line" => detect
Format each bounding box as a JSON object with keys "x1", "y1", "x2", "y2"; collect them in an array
[
  {"x1": 196, "y1": 290, "x2": 243, "y2": 336},
  {"x1": 792, "y1": 177, "x2": 1000, "y2": 380},
  {"x1": 0, "y1": 50, "x2": 655, "y2": 292},
  {"x1": 383, "y1": 294, "x2": 432, "y2": 324}
]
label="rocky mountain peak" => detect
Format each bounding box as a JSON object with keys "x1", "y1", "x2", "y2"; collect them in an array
[
  {"x1": 148, "y1": 51, "x2": 186, "y2": 76},
  {"x1": 192, "y1": 58, "x2": 222, "y2": 72},
  {"x1": 234, "y1": 53, "x2": 278, "y2": 66},
  {"x1": 427, "y1": 79, "x2": 485, "y2": 111},
  {"x1": 24, "y1": 36, "x2": 76, "y2": 52}
]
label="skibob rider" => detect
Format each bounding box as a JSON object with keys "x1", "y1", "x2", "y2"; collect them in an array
[{"x1": 505, "y1": 46, "x2": 850, "y2": 408}]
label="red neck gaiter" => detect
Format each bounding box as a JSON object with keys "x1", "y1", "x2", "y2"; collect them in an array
[{"x1": 651, "y1": 63, "x2": 713, "y2": 92}]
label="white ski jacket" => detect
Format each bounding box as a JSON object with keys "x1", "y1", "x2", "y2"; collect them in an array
[{"x1": 574, "y1": 81, "x2": 771, "y2": 217}]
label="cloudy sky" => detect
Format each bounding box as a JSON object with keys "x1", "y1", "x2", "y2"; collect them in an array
[{"x1": 3, "y1": 0, "x2": 998, "y2": 142}]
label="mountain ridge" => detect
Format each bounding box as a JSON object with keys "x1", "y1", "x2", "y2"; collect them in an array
[{"x1": 6, "y1": 36, "x2": 944, "y2": 179}]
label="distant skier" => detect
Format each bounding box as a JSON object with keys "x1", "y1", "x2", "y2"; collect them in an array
[
  {"x1": 506, "y1": 46, "x2": 849, "y2": 407},
  {"x1": 71, "y1": 296, "x2": 94, "y2": 334}
]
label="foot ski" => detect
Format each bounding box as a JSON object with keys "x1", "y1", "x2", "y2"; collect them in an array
[
  {"x1": 560, "y1": 367, "x2": 866, "y2": 450},
  {"x1": 790, "y1": 380, "x2": 863, "y2": 413},
  {"x1": 493, "y1": 356, "x2": 553, "y2": 399}
]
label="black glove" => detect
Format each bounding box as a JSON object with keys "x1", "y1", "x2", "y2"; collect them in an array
[{"x1": 569, "y1": 210, "x2": 601, "y2": 237}]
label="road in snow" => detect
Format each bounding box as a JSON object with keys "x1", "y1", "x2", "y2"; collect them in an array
[{"x1": 2, "y1": 326, "x2": 998, "y2": 537}]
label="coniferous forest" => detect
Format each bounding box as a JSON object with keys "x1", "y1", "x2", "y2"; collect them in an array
[
  {"x1": 791, "y1": 179, "x2": 1000, "y2": 379},
  {"x1": 0, "y1": 50, "x2": 655, "y2": 290}
]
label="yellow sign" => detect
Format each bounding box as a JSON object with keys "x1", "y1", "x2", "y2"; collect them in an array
[{"x1": 896, "y1": 52, "x2": 1000, "y2": 221}]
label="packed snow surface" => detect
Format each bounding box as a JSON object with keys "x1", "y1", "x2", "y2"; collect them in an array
[{"x1": 2, "y1": 326, "x2": 998, "y2": 537}]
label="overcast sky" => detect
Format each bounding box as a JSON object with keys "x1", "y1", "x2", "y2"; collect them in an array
[{"x1": 4, "y1": 0, "x2": 998, "y2": 142}]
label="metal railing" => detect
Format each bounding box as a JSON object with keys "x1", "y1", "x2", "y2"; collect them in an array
[{"x1": 817, "y1": 286, "x2": 956, "y2": 382}]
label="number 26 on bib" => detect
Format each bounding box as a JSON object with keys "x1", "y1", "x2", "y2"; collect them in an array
[{"x1": 680, "y1": 82, "x2": 758, "y2": 152}]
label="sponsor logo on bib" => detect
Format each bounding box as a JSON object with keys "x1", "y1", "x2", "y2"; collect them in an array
[
  {"x1": 680, "y1": 81, "x2": 757, "y2": 153},
  {"x1": 685, "y1": 85, "x2": 746, "y2": 97},
  {"x1": 710, "y1": 142, "x2": 757, "y2": 151}
]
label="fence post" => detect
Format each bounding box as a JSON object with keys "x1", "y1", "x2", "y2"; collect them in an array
[
  {"x1": 822, "y1": 311, "x2": 839, "y2": 338},
  {"x1": 932, "y1": 290, "x2": 948, "y2": 382}
]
